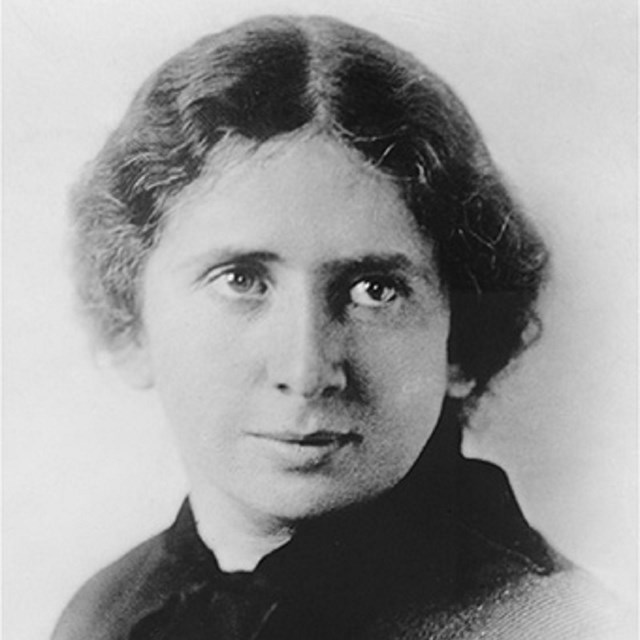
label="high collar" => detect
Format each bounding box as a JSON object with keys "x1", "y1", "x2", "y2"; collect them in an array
[
  {"x1": 128, "y1": 399, "x2": 559, "y2": 639},
  {"x1": 160, "y1": 398, "x2": 466, "y2": 603}
]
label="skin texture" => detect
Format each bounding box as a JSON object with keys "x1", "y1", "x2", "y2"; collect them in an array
[{"x1": 121, "y1": 137, "x2": 467, "y2": 568}]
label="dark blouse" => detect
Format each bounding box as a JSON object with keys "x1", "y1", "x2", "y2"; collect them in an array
[{"x1": 53, "y1": 405, "x2": 625, "y2": 640}]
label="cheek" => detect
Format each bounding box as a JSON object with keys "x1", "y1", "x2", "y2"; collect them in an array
[
  {"x1": 353, "y1": 323, "x2": 450, "y2": 420},
  {"x1": 145, "y1": 311, "x2": 263, "y2": 420},
  {"x1": 146, "y1": 295, "x2": 253, "y2": 373}
]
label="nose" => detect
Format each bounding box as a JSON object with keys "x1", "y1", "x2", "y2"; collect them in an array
[{"x1": 266, "y1": 289, "x2": 347, "y2": 399}]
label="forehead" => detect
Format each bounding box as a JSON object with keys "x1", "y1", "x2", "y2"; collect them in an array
[
  {"x1": 169, "y1": 132, "x2": 400, "y2": 204},
  {"x1": 166, "y1": 134, "x2": 420, "y2": 229},
  {"x1": 152, "y1": 134, "x2": 439, "y2": 280}
]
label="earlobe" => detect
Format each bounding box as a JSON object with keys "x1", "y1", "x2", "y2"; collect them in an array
[
  {"x1": 446, "y1": 364, "x2": 475, "y2": 399},
  {"x1": 110, "y1": 335, "x2": 155, "y2": 390}
]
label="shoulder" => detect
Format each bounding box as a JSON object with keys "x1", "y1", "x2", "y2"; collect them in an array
[
  {"x1": 368, "y1": 557, "x2": 632, "y2": 640},
  {"x1": 458, "y1": 566, "x2": 635, "y2": 640},
  {"x1": 368, "y1": 458, "x2": 633, "y2": 640},
  {"x1": 451, "y1": 460, "x2": 634, "y2": 639},
  {"x1": 51, "y1": 533, "x2": 168, "y2": 640}
]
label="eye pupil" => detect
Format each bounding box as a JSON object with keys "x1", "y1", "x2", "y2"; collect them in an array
[
  {"x1": 349, "y1": 277, "x2": 399, "y2": 307},
  {"x1": 366, "y1": 281, "x2": 387, "y2": 301},
  {"x1": 206, "y1": 265, "x2": 268, "y2": 300},
  {"x1": 229, "y1": 272, "x2": 251, "y2": 290},
  {"x1": 227, "y1": 270, "x2": 266, "y2": 295}
]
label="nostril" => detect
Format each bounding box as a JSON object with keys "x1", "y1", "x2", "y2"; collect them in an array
[
  {"x1": 320, "y1": 384, "x2": 342, "y2": 399},
  {"x1": 275, "y1": 381, "x2": 343, "y2": 399},
  {"x1": 268, "y1": 325, "x2": 348, "y2": 398}
]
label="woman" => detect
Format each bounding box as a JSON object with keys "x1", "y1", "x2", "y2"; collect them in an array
[{"x1": 54, "y1": 15, "x2": 623, "y2": 640}]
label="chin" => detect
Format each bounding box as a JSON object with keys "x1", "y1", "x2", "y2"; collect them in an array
[{"x1": 252, "y1": 480, "x2": 387, "y2": 524}]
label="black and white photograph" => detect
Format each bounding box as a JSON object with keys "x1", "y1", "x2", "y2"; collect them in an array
[{"x1": 4, "y1": 1, "x2": 637, "y2": 639}]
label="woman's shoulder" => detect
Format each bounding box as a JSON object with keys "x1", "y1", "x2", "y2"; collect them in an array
[
  {"x1": 456, "y1": 566, "x2": 634, "y2": 640},
  {"x1": 451, "y1": 459, "x2": 634, "y2": 638},
  {"x1": 51, "y1": 532, "x2": 169, "y2": 640},
  {"x1": 367, "y1": 564, "x2": 633, "y2": 640},
  {"x1": 366, "y1": 457, "x2": 634, "y2": 640}
]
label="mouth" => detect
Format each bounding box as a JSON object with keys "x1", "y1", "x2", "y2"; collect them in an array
[
  {"x1": 247, "y1": 429, "x2": 363, "y2": 471},
  {"x1": 251, "y1": 430, "x2": 363, "y2": 447}
]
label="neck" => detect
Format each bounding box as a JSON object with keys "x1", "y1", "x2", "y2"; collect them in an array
[{"x1": 189, "y1": 486, "x2": 294, "y2": 572}]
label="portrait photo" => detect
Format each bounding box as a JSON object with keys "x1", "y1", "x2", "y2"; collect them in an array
[{"x1": 3, "y1": 1, "x2": 637, "y2": 639}]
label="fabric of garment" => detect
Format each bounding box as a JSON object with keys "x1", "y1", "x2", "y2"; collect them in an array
[{"x1": 52, "y1": 405, "x2": 628, "y2": 640}]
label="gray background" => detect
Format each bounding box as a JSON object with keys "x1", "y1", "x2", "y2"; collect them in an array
[{"x1": 3, "y1": 1, "x2": 637, "y2": 638}]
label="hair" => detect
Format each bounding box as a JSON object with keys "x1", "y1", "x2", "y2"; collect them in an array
[{"x1": 72, "y1": 15, "x2": 549, "y2": 397}]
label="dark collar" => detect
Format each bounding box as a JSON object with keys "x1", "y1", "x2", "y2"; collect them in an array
[
  {"x1": 162, "y1": 398, "x2": 466, "y2": 599},
  {"x1": 127, "y1": 399, "x2": 559, "y2": 638}
]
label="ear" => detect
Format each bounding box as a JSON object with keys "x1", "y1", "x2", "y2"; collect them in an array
[
  {"x1": 109, "y1": 334, "x2": 155, "y2": 390},
  {"x1": 446, "y1": 364, "x2": 475, "y2": 399}
]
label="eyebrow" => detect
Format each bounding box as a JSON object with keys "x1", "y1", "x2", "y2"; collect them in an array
[
  {"x1": 323, "y1": 253, "x2": 436, "y2": 285},
  {"x1": 180, "y1": 248, "x2": 282, "y2": 272},
  {"x1": 182, "y1": 248, "x2": 434, "y2": 282},
  {"x1": 325, "y1": 253, "x2": 415, "y2": 274}
]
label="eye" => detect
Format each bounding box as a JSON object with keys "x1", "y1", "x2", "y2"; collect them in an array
[
  {"x1": 349, "y1": 277, "x2": 401, "y2": 308},
  {"x1": 206, "y1": 266, "x2": 269, "y2": 299}
]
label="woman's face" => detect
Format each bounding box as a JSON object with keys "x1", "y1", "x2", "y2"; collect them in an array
[{"x1": 130, "y1": 136, "x2": 460, "y2": 527}]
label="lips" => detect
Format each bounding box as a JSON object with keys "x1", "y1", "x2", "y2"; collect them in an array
[{"x1": 252, "y1": 430, "x2": 363, "y2": 446}]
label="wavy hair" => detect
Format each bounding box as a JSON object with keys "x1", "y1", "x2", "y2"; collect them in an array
[{"x1": 72, "y1": 15, "x2": 549, "y2": 396}]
